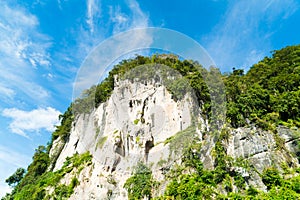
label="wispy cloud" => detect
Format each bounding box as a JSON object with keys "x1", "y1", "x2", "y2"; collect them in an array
[
  {"x1": 79, "y1": 0, "x2": 149, "y2": 54},
  {"x1": 127, "y1": 0, "x2": 149, "y2": 27},
  {"x1": 203, "y1": 0, "x2": 299, "y2": 72},
  {"x1": 109, "y1": 5, "x2": 129, "y2": 34},
  {"x1": 2, "y1": 107, "x2": 61, "y2": 138},
  {"x1": 0, "y1": 145, "x2": 31, "y2": 168},
  {"x1": 0, "y1": 1, "x2": 52, "y2": 104},
  {"x1": 109, "y1": 0, "x2": 149, "y2": 34},
  {"x1": 0, "y1": 145, "x2": 31, "y2": 197},
  {"x1": 0, "y1": 85, "x2": 15, "y2": 101},
  {"x1": 86, "y1": 0, "x2": 101, "y2": 33},
  {"x1": 73, "y1": 0, "x2": 152, "y2": 96}
]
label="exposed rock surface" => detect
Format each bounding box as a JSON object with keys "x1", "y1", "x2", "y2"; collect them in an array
[
  {"x1": 49, "y1": 77, "x2": 300, "y2": 199},
  {"x1": 226, "y1": 127, "x2": 299, "y2": 191},
  {"x1": 51, "y1": 76, "x2": 203, "y2": 199}
]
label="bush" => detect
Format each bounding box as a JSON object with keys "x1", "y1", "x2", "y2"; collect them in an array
[
  {"x1": 6, "y1": 152, "x2": 92, "y2": 199},
  {"x1": 262, "y1": 167, "x2": 282, "y2": 190},
  {"x1": 124, "y1": 162, "x2": 158, "y2": 200}
]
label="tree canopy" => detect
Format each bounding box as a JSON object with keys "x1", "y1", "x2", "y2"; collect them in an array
[
  {"x1": 5, "y1": 168, "x2": 25, "y2": 187},
  {"x1": 224, "y1": 45, "x2": 300, "y2": 128}
]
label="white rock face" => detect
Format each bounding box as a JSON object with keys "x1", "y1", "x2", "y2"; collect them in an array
[
  {"x1": 51, "y1": 77, "x2": 202, "y2": 199},
  {"x1": 49, "y1": 76, "x2": 300, "y2": 199},
  {"x1": 225, "y1": 126, "x2": 299, "y2": 191}
]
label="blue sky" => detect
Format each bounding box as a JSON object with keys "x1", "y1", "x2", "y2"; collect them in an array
[{"x1": 0, "y1": 0, "x2": 299, "y2": 196}]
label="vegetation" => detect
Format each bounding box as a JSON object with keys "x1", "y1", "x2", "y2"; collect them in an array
[
  {"x1": 124, "y1": 162, "x2": 158, "y2": 200},
  {"x1": 4, "y1": 45, "x2": 300, "y2": 199},
  {"x1": 157, "y1": 133, "x2": 300, "y2": 199},
  {"x1": 73, "y1": 45, "x2": 300, "y2": 129},
  {"x1": 225, "y1": 45, "x2": 300, "y2": 128},
  {"x1": 73, "y1": 54, "x2": 211, "y2": 116},
  {"x1": 5, "y1": 168, "x2": 25, "y2": 187},
  {"x1": 164, "y1": 125, "x2": 196, "y2": 155},
  {"x1": 2, "y1": 152, "x2": 92, "y2": 200},
  {"x1": 51, "y1": 105, "x2": 73, "y2": 144},
  {"x1": 133, "y1": 119, "x2": 140, "y2": 125},
  {"x1": 96, "y1": 136, "x2": 108, "y2": 149},
  {"x1": 261, "y1": 167, "x2": 283, "y2": 190},
  {"x1": 47, "y1": 105, "x2": 74, "y2": 172}
]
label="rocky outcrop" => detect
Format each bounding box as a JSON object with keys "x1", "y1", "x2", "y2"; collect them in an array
[
  {"x1": 48, "y1": 76, "x2": 300, "y2": 199},
  {"x1": 224, "y1": 126, "x2": 300, "y2": 191},
  {"x1": 49, "y1": 75, "x2": 202, "y2": 199}
]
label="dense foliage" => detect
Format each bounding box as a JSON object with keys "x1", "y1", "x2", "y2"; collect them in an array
[
  {"x1": 225, "y1": 45, "x2": 300, "y2": 128},
  {"x1": 73, "y1": 54, "x2": 211, "y2": 116},
  {"x1": 131, "y1": 145, "x2": 300, "y2": 200},
  {"x1": 5, "y1": 168, "x2": 25, "y2": 187},
  {"x1": 74, "y1": 45, "x2": 300, "y2": 129},
  {"x1": 51, "y1": 106, "x2": 73, "y2": 143},
  {"x1": 124, "y1": 162, "x2": 158, "y2": 200},
  {"x1": 122, "y1": 45, "x2": 300, "y2": 199},
  {"x1": 2, "y1": 152, "x2": 92, "y2": 200},
  {"x1": 124, "y1": 137, "x2": 300, "y2": 200},
  {"x1": 155, "y1": 132, "x2": 300, "y2": 199},
  {"x1": 2, "y1": 106, "x2": 86, "y2": 200}
]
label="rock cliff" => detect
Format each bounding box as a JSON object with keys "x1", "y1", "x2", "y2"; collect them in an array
[
  {"x1": 48, "y1": 74, "x2": 299, "y2": 199},
  {"x1": 50, "y1": 73, "x2": 204, "y2": 199}
]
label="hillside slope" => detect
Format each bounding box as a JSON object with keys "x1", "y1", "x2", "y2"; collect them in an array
[{"x1": 3, "y1": 45, "x2": 300, "y2": 200}]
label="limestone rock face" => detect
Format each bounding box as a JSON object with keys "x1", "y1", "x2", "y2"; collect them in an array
[
  {"x1": 51, "y1": 77, "x2": 203, "y2": 199},
  {"x1": 226, "y1": 127, "x2": 299, "y2": 191},
  {"x1": 49, "y1": 77, "x2": 300, "y2": 199}
]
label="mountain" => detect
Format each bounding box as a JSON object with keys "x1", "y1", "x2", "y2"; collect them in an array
[{"x1": 3, "y1": 46, "x2": 300, "y2": 199}]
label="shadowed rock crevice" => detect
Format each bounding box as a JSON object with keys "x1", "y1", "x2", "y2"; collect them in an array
[
  {"x1": 114, "y1": 133, "x2": 125, "y2": 157},
  {"x1": 111, "y1": 156, "x2": 121, "y2": 172},
  {"x1": 145, "y1": 136, "x2": 154, "y2": 162}
]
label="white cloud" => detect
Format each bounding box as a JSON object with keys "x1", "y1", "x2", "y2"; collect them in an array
[
  {"x1": 127, "y1": 0, "x2": 149, "y2": 27},
  {"x1": 0, "y1": 1, "x2": 52, "y2": 104},
  {"x1": 86, "y1": 0, "x2": 101, "y2": 33},
  {"x1": 73, "y1": 0, "x2": 152, "y2": 97},
  {"x1": 73, "y1": 0, "x2": 151, "y2": 95},
  {"x1": 109, "y1": 6, "x2": 129, "y2": 34},
  {"x1": 109, "y1": 0, "x2": 149, "y2": 34},
  {"x1": 81, "y1": 0, "x2": 149, "y2": 52},
  {"x1": 0, "y1": 85, "x2": 15, "y2": 100},
  {"x1": 203, "y1": 0, "x2": 299, "y2": 72},
  {"x1": 2, "y1": 107, "x2": 61, "y2": 138}
]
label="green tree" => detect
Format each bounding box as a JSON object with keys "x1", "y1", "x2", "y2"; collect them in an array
[
  {"x1": 29, "y1": 146, "x2": 50, "y2": 177},
  {"x1": 51, "y1": 106, "x2": 73, "y2": 142},
  {"x1": 5, "y1": 168, "x2": 26, "y2": 187},
  {"x1": 262, "y1": 167, "x2": 282, "y2": 190},
  {"x1": 124, "y1": 162, "x2": 157, "y2": 200}
]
